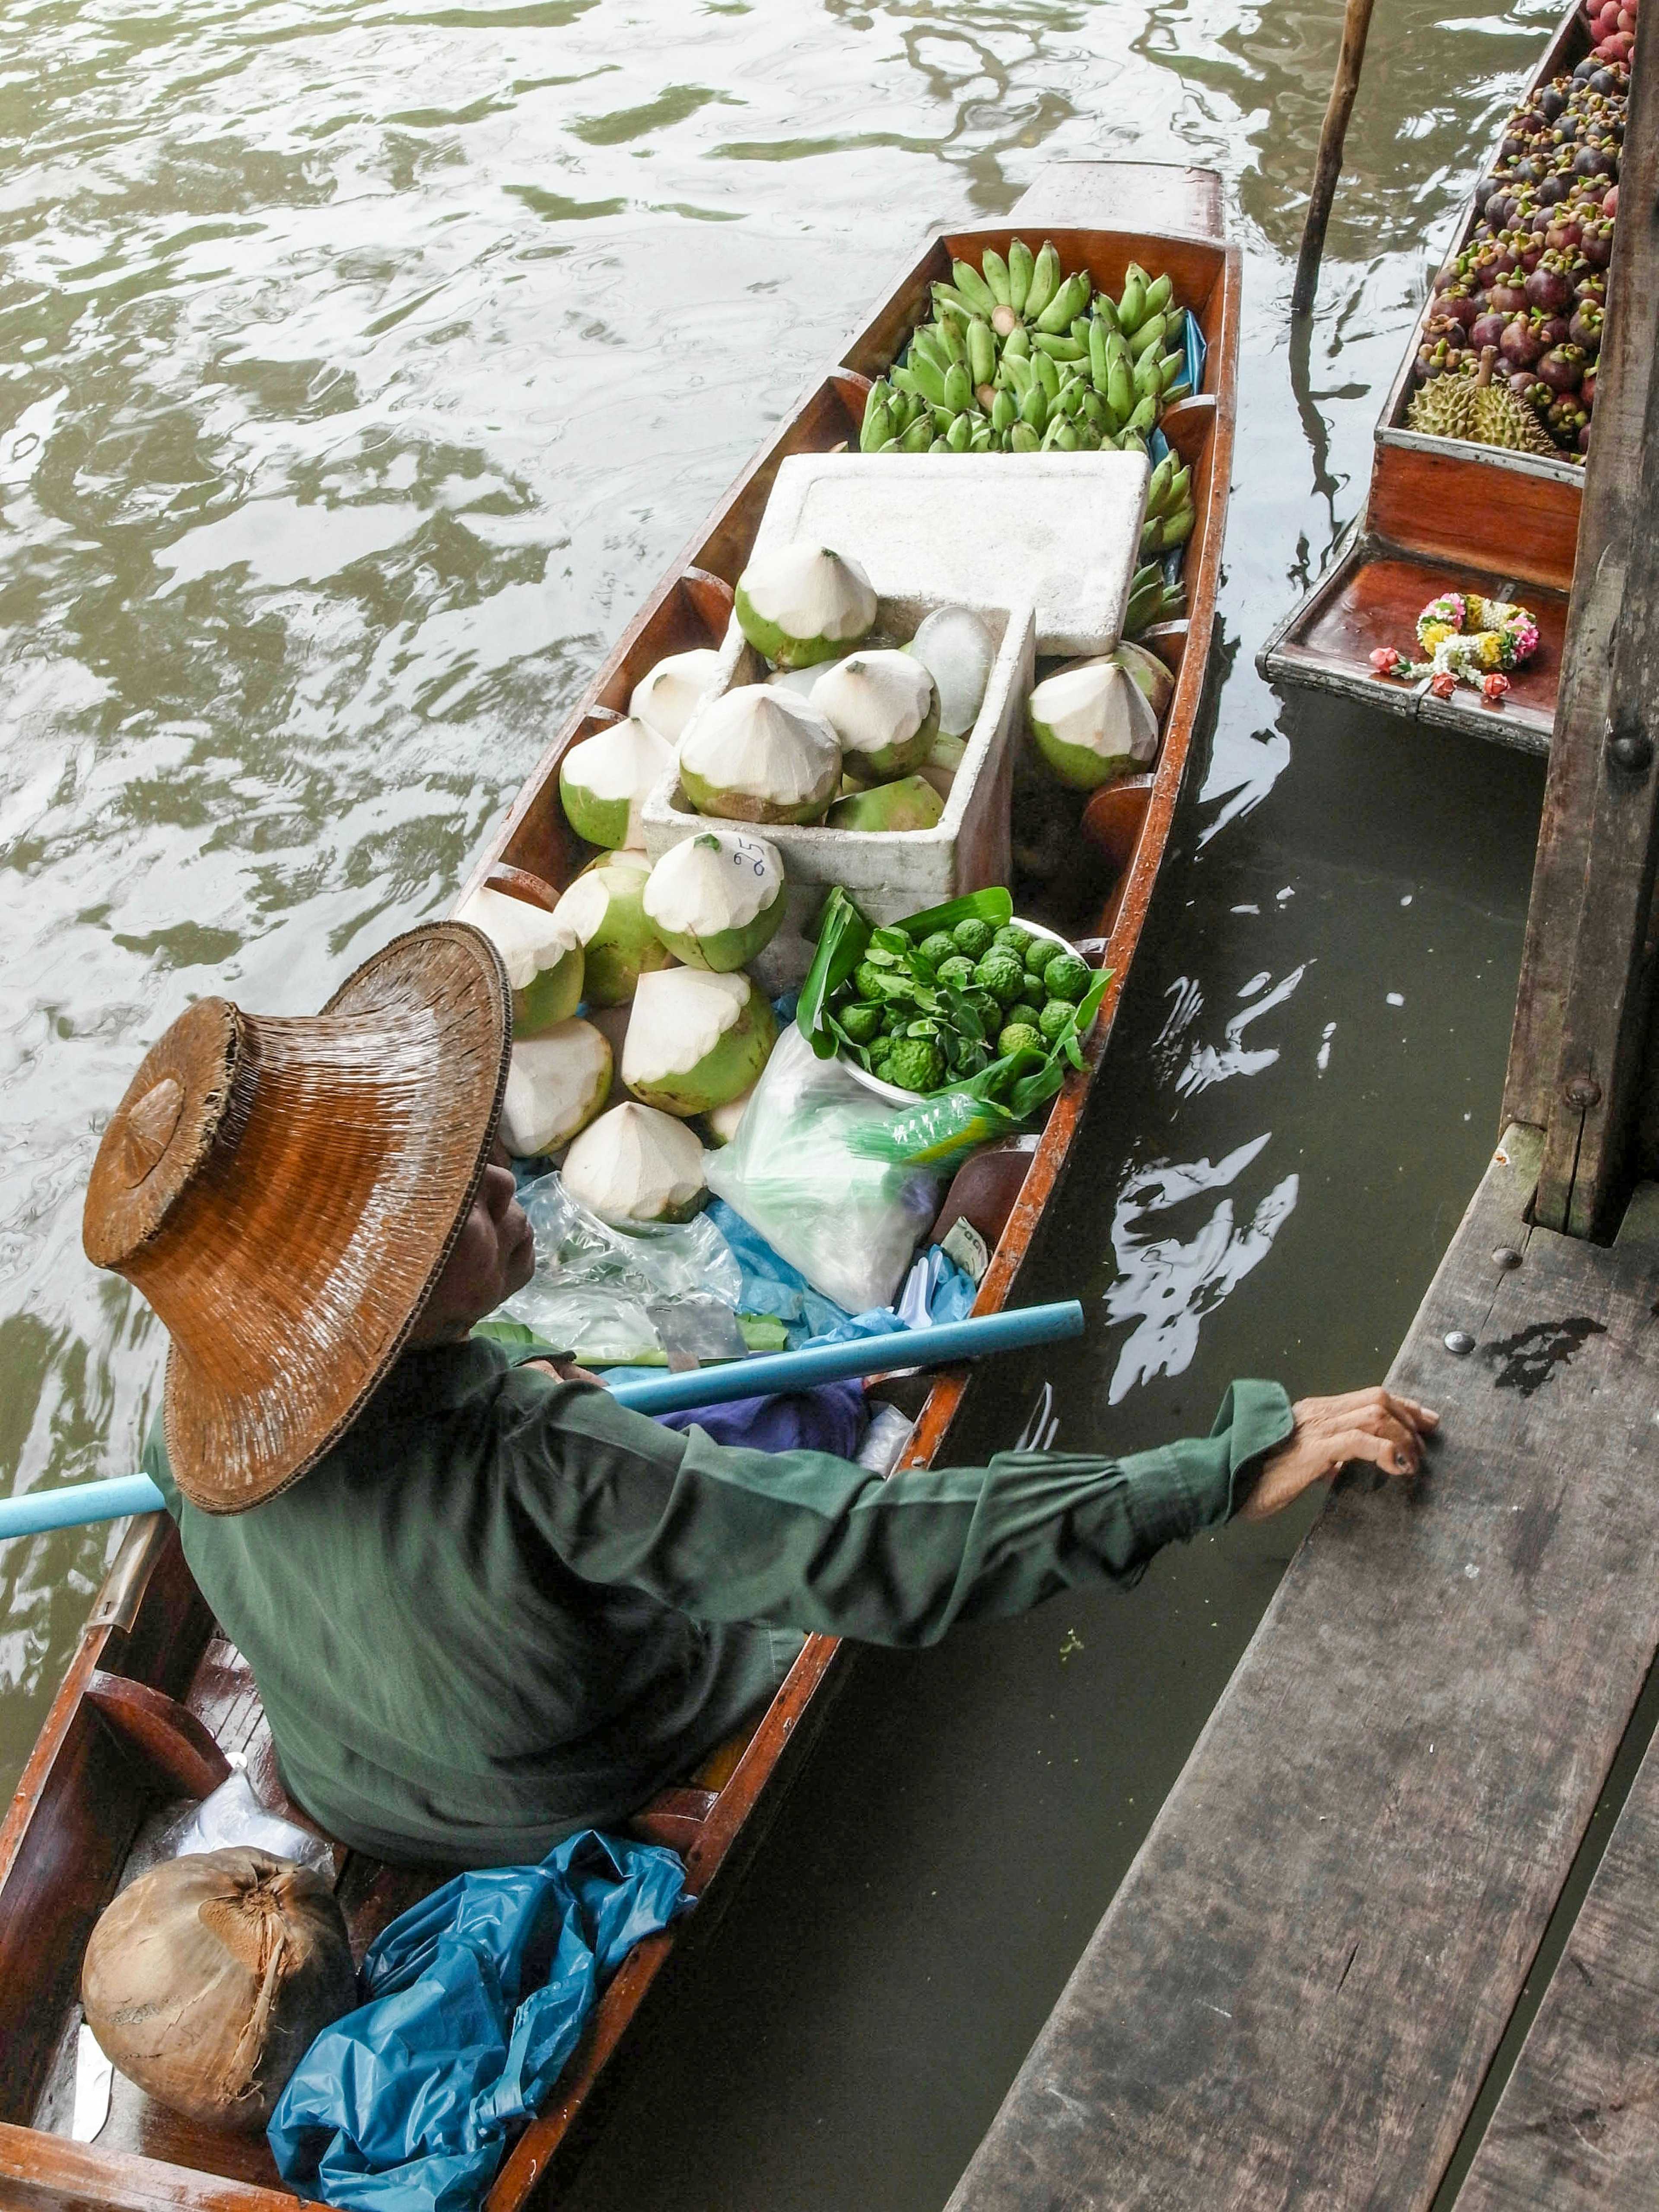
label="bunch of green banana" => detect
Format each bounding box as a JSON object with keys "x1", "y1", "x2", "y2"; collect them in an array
[
  {"x1": 1123, "y1": 559, "x2": 1187, "y2": 638},
  {"x1": 859, "y1": 238, "x2": 1195, "y2": 464},
  {"x1": 1138, "y1": 446, "x2": 1195, "y2": 559}
]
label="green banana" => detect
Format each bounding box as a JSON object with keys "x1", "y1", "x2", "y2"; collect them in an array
[
  {"x1": 1093, "y1": 292, "x2": 1120, "y2": 337},
  {"x1": 1075, "y1": 420, "x2": 1102, "y2": 451},
  {"x1": 909, "y1": 353, "x2": 949, "y2": 408},
  {"x1": 1118, "y1": 430, "x2": 1149, "y2": 462},
  {"x1": 900, "y1": 416, "x2": 933, "y2": 452},
  {"x1": 1138, "y1": 514, "x2": 1163, "y2": 560},
  {"x1": 1129, "y1": 310, "x2": 1168, "y2": 362},
  {"x1": 1081, "y1": 388, "x2": 1111, "y2": 430},
  {"x1": 890, "y1": 364, "x2": 920, "y2": 398},
  {"x1": 952, "y1": 259, "x2": 999, "y2": 317},
  {"x1": 1032, "y1": 350, "x2": 1061, "y2": 401},
  {"x1": 1009, "y1": 421, "x2": 1041, "y2": 452},
  {"x1": 1144, "y1": 451, "x2": 1175, "y2": 513},
  {"x1": 910, "y1": 327, "x2": 949, "y2": 375},
  {"x1": 937, "y1": 313, "x2": 968, "y2": 366},
  {"x1": 1163, "y1": 379, "x2": 1192, "y2": 404},
  {"x1": 970, "y1": 421, "x2": 994, "y2": 452},
  {"x1": 1159, "y1": 350, "x2": 1185, "y2": 393},
  {"x1": 999, "y1": 352, "x2": 1034, "y2": 397},
  {"x1": 1133, "y1": 348, "x2": 1163, "y2": 401},
  {"x1": 946, "y1": 410, "x2": 973, "y2": 452},
  {"x1": 1124, "y1": 392, "x2": 1158, "y2": 435},
  {"x1": 982, "y1": 248, "x2": 1012, "y2": 307},
  {"x1": 1019, "y1": 381, "x2": 1048, "y2": 432},
  {"x1": 1033, "y1": 331, "x2": 1086, "y2": 362},
  {"x1": 1035, "y1": 270, "x2": 1088, "y2": 334},
  {"x1": 1089, "y1": 318, "x2": 1110, "y2": 394},
  {"x1": 967, "y1": 318, "x2": 997, "y2": 387},
  {"x1": 930, "y1": 435, "x2": 952, "y2": 452},
  {"x1": 1058, "y1": 376, "x2": 1085, "y2": 418},
  {"x1": 931, "y1": 282, "x2": 973, "y2": 319},
  {"x1": 1166, "y1": 463, "x2": 1191, "y2": 511},
  {"x1": 929, "y1": 400, "x2": 958, "y2": 432},
  {"x1": 861, "y1": 385, "x2": 895, "y2": 454},
  {"x1": 1052, "y1": 417, "x2": 1079, "y2": 451},
  {"x1": 1025, "y1": 241, "x2": 1061, "y2": 321},
  {"x1": 1116, "y1": 270, "x2": 1145, "y2": 334},
  {"x1": 943, "y1": 360, "x2": 973, "y2": 414},
  {"x1": 877, "y1": 437, "x2": 900, "y2": 454},
  {"x1": 1070, "y1": 314, "x2": 1093, "y2": 344},
  {"x1": 1160, "y1": 502, "x2": 1195, "y2": 549},
  {"x1": 991, "y1": 387, "x2": 1017, "y2": 432},
  {"x1": 1039, "y1": 413, "x2": 1064, "y2": 451},
  {"x1": 1106, "y1": 346, "x2": 1135, "y2": 421},
  {"x1": 1008, "y1": 238, "x2": 1034, "y2": 315},
  {"x1": 1140, "y1": 271, "x2": 1173, "y2": 322},
  {"x1": 1002, "y1": 323, "x2": 1031, "y2": 361}
]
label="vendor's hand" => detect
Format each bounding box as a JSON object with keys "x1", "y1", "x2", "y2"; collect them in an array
[
  {"x1": 526, "y1": 1357, "x2": 603, "y2": 1386},
  {"x1": 1240, "y1": 1387, "x2": 1439, "y2": 1521}
]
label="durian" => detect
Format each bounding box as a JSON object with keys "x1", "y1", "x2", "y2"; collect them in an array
[{"x1": 1408, "y1": 344, "x2": 1556, "y2": 458}]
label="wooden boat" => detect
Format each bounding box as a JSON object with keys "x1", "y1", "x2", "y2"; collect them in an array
[
  {"x1": 0, "y1": 159, "x2": 1238, "y2": 2212},
  {"x1": 1259, "y1": 0, "x2": 1590, "y2": 756}
]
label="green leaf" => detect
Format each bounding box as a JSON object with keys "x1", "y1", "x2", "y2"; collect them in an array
[
  {"x1": 798, "y1": 888, "x2": 874, "y2": 1057},
  {"x1": 898, "y1": 886, "x2": 1014, "y2": 942}
]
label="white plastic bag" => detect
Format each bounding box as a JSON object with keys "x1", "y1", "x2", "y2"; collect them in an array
[{"x1": 705, "y1": 1025, "x2": 941, "y2": 1312}]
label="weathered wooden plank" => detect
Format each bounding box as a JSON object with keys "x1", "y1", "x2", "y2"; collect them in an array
[
  {"x1": 1457, "y1": 1496, "x2": 1659, "y2": 2209},
  {"x1": 1504, "y1": 7, "x2": 1659, "y2": 1142},
  {"x1": 947, "y1": 1135, "x2": 1659, "y2": 2212}
]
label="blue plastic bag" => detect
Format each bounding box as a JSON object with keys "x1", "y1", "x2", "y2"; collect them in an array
[{"x1": 268, "y1": 1830, "x2": 689, "y2": 2212}]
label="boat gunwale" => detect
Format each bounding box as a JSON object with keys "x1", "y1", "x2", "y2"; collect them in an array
[{"x1": 0, "y1": 168, "x2": 1239, "y2": 2212}]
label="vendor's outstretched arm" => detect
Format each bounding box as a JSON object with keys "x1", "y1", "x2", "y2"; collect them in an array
[{"x1": 505, "y1": 1373, "x2": 1435, "y2": 1646}]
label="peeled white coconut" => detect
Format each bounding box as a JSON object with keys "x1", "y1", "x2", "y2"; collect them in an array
[
  {"x1": 551, "y1": 850, "x2": 671, "y2": 1006},
  {"x1": 642, "y1": 830, "x2": 786, "y2": 973},
  {"x1": 768, "y1": 656, "x2": 845, "y2": 700},
  {"x1": 559, "y1": 717, "x2": 674, "y2": 849},
  {"x1": 1027, "y1": 657, "x2": 1160, "y2": 791},
  {"x1": 561, "y1": 1102, "x2": 707, "y2": 1225},
  {"x1": 623, "y1": 968, "x2": 777, "y2": 1117},
  {"x1": 678, "y1": 685, "x2": 841, "y2": 825},
  {"x1": 734, "y1": 543, "x2": 877, "y2": 671},
  {"x1": 810, "y1": 650, "x2": 938, "y2": 782},
  {"x1": 1110, "y1": 639, "x2": 1176, "y2": 723},
  {"x1": 703, "y1": 1082, "x2": 756, "y2": 1147},
  {"x1": 629, "y1": 648, "x2": 723, "y2": 744},
  {"x1": 825, "y1": 774, "x2": 944, "y2": 833},
  {"x1": 454, "y1": 885, "x2": 584, "y2": 1037},
  {"x1": 498, "y1": 1018, "x2": 612, "y2": 1156},
  {"x1": 909, "y1": 606, "x2": 995, "y2": 739}
]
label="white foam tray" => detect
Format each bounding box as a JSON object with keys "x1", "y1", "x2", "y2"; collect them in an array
[
  {"x1": 747, "y1": 451, "x2": 1150, "y2": 658},
  {"x1": 639, "y1": 593, "x2": 1037, "y2": 988}
]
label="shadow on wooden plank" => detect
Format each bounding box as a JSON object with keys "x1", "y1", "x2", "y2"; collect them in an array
[{"x1": 947, "y1": 1131, "x2": 1659, "y2": 2212}]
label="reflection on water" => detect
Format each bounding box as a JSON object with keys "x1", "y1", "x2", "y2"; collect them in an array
[{"x1": 1, "y1": 0, "x2": 1557, "y2": 2195}]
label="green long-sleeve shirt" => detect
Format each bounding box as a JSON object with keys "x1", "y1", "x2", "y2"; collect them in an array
[{"x1": 146, "y1": 1342, "x2": 1291, "y2": 1868}]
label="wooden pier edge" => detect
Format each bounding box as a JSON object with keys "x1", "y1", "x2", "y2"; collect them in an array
[{"x1": 946, "y1": 1128, "x2": 1659, "y2": 2212}]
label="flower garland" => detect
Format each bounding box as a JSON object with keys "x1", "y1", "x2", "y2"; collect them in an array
[{"x1": 1370, "y1": 592, "x2": 1540, "y2": 705}]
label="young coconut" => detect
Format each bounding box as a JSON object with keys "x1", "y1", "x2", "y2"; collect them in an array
[
  {"x1": 559, "y1": 716, "x2": 674, "y2": 849},
  {"x1": 551, "y1": 850, "x2": 672, "y2": 1006},
  {"x1": 1027, "y1": 656, "x2": 1160, "y2": 791},
  {"x1": 734, "y1": 543, "x2": 877, "y2": 670},
  {"x1": 825, "y1": 773, "x2": 945, "y2": 833},
  {"x1": 678, "y1": 685, "x2": 842, "y2": 824},
  {"x1": 642, "y1": 829, "x2": 786, "y2": 971},
  {"x1": 561, "y1": 1102, "x2": 708, "y2": 1225},
  {"x1": 768, "y1": 657, "x2": 846, "y2": 700},
  {"x1": 498, "y1": 1017, "x2": 612, "y2": 1156},
  {"x1": 1109, "y1": 639, "x2": 1176, "y2": 723},
  {"x1": 810, "y1": 649, "x2": 939, "y2": 781},
  {"x1": 81, "y1": 1849, "x2": 356, "y2": 2131},
  {"x1": 454, "y1": 884, "x2": 584, "y2": 1036},
  {"x1": 703, "y1": 1080, "x2": 756, "y2": 1147},
  {"x1": 908, "y1": 605, "x2": 995, "y2": 738},
  {"x1": 623, "y1": 967, "x2": 776, "y2": 1117},
  {"x1": 629, "y1": 647, "x2": 723, "y2": 743}
]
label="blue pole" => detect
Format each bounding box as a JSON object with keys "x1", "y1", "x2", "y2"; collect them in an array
[{"x1": 0, "y1": 1299, "x2": 1084, "y2": 1543}]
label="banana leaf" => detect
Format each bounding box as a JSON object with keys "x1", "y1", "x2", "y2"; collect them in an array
[
  {"x1": 797, "y1": 887, "x2": 873, "y2": 1058},
  {"x1": 895, "y1": 885, "x2": 1013, "y2": 942}
]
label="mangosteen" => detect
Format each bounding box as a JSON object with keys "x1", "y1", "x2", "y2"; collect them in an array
[
  {"x1": 1581, "y1": 366, "x2": 1597, "y2": 410},
  {"x1": 1540, "y1": 84, "x2": 1566, "y2": 120},
  {"x1": 1535, "y1": 312, "x2": 1569, "y2": 347},
  {"x1": 1500, "y1": 317, "x2": 1545, "y2": 370},
  {"x1": 1537, "y1": 343, "x2": 1585, "y2": 393},
  {"x1": 1469, "y1": 310, "x2": 1509, "y2": 350},
  {"x1": 1580, "y1": 217, "x2": 1614, "y2": 267},
  {"x1": 1433, "y1": 289, "x2": 1480, "y2": 332},
  {"x1": 1488, "y1": 280, "x2": 1529, "y2": 314},
  {"x1": 1573, "y1": 55, "x2": 1598, "y2": 80},
  {"x1": 1525, "y1": 255, "x2": 1575, "y2": 311},
  {"x1": 1574, "y1": 143, "x2": 1615, "y2": 178},
  {"x1": 1538, "y1": 173, "x2": 1569, "y2": 205}
]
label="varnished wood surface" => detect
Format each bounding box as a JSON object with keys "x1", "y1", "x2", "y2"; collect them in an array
[
  {"x1": 949, "y1": 1131, "x2": 1659, "y2": 2212},
  {"x1": 0, "y1": 160, "x2": 1240, "y2": 2211},
  {"x1": 1456, "y1": 1576, "x2": 1659, "y2": 2209},
  {"x1": 0, "y1": 2127, "x2": 319, "y2": 2212},
  {"x1": 1368, "y1": 441, "x2": 1580, "y2": 594}
]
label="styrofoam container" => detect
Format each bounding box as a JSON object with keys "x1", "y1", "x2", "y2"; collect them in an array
[
  {"x1": 746, "y1": 452, "x2": 1149, "y2": 657},
  {"x1": 639, "y1": 594, "x2": 1036, "y2": 989}
]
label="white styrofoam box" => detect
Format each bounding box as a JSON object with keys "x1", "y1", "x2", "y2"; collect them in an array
[
  {"x1": 746, "y1": 451, "x2": 1150, "y2": 658},
  {"x1": 639, "y1": 594, "x2": 1037, "y2": 990}
]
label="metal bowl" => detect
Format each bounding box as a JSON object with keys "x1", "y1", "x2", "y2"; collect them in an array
[{"x1": 836, "y1": 915, "x2": 1087, "y2": 1104}]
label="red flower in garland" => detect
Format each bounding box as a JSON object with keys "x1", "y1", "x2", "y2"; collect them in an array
[
  {"x1": 1430, "y1": 671, "x2": 1458, "y2": 700},
  {"x1": 1481, "y1": 672, "x2": 1511, "y2": 704},
  {"x1": 1370, "y1": 646, "x2": 1402, "y2": 677}
]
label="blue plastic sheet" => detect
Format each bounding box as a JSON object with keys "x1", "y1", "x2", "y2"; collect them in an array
[{"x1": 268, "y1": 1830, "x2": 689, "y2": 2212}]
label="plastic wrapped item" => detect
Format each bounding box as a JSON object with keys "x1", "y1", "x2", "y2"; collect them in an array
[
  {"x1": 705, "y1": 1025, "x2": 943, "y2": 1313},
  {"x1": 154, "y1": 1771, "x2": 335, "y2": 1878},
  {"x1": 502, "y1": 1174, "x2": 743, "y2": 1367}
]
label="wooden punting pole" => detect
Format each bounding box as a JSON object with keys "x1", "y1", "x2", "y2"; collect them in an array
[
  {"x1": 1290, "y1": 0, "x2": 1377, "y2": 318},
  {"x1": 1503, "y1": 14, "x2": 1659, "y2": 1237}
]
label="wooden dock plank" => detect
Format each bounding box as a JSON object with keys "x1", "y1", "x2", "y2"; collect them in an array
[{"x1": 947, "y1": 1135, "x2": 1659, "y2": 2212}]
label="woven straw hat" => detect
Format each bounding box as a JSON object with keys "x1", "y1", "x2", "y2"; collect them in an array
[{"x1": 83, "y1": 923, "x2": 512, "y2": 1514}]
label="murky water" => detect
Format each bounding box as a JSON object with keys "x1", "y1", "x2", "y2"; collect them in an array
[{"x1": 1, "y1": 0, "x2": 1554, "y2": 2196}]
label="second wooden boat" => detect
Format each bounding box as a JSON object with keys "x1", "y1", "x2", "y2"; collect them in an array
[{"x1": 0, "y1": 158, "x2": 1238, "y2": 2212}]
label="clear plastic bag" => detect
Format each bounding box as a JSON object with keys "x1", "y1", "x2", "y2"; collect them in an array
[
  {"x1": 502, "y1": 1175, "x2": 744, "y2": 1366},
  {"x1": 705, "y1": 1025, "x2": 942, "y2": 1313}
]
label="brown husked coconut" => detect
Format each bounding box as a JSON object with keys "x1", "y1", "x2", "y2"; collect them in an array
[{"x1": 82, "y1": 1848, "x2": 358, "y2": 2131}]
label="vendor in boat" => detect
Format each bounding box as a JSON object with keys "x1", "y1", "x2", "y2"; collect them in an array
[{"x1": 83, "y1": 922, "x2": 1436, "y2": 1871}]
